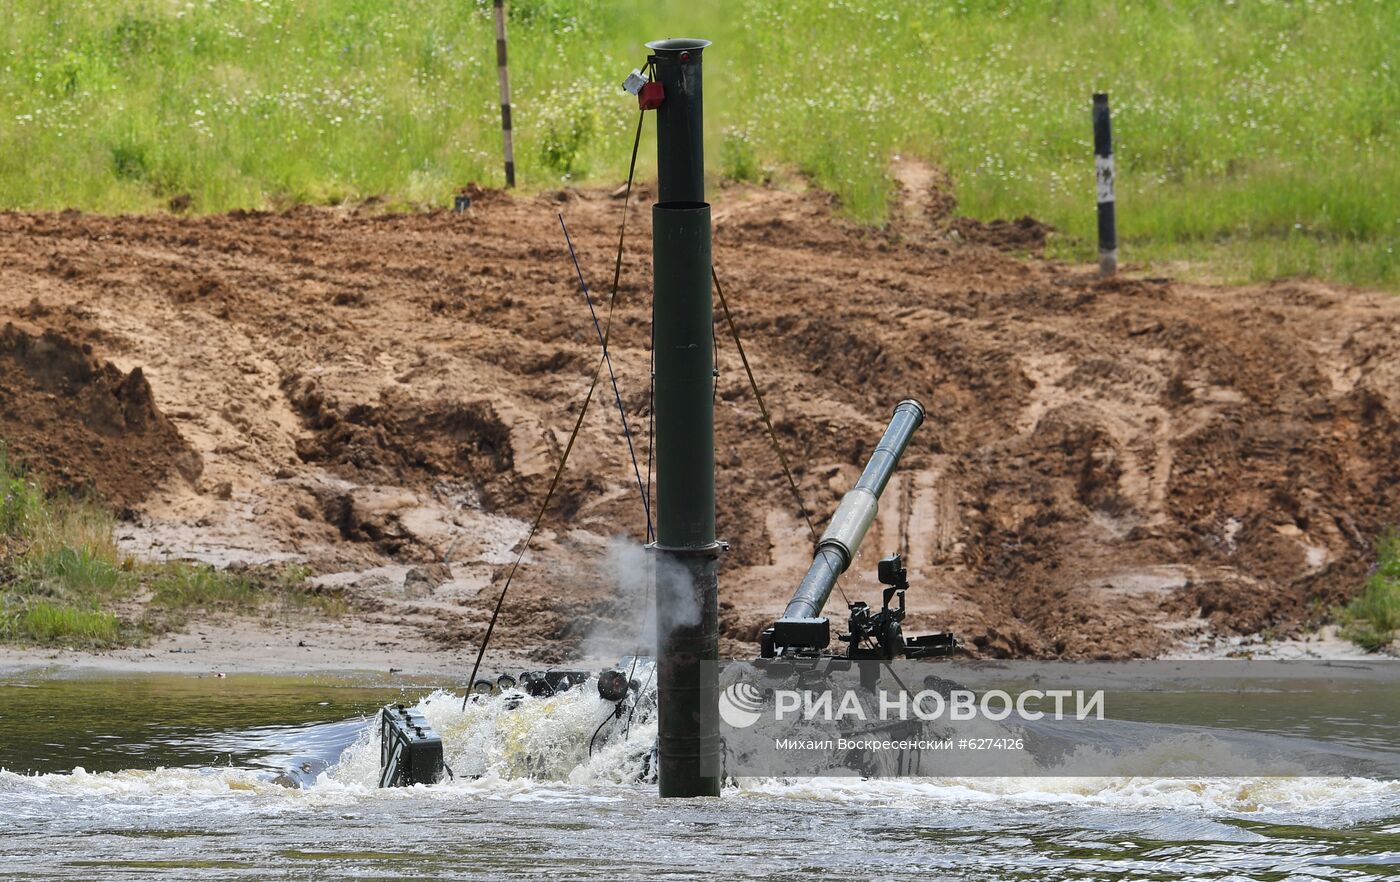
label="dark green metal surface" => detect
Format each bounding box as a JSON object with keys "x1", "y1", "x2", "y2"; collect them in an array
[
  {"x1": 646, "y1": 38, "x2": 709, "y2": 204},
  {"x1": 653, "y1": 546, "x2": 720, "y2": 798},
  {"x1": 652, "y1": 203, "x2": 715, "y2": 550},
  {"x1": 648, "y1": 35, "x2": 720, "y2": 799},
  {"x1": 651, "y1": 201, "x2": 720, "y2": 799}
]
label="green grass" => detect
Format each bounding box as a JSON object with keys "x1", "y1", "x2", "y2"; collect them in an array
[
  {"x1": 1, "y1": 444, "x2": 133, "y2": 646},
  {"x1": 0, "y1": 1, "x2": 1397, "y2": 288},
  {"x1": 1338, "y1": 531, "x2": 1400, "y2": 652},
  {"x1": 149, "y1": 561, "x2": 262, "y2": 612},
  {"x1": 145, "y1": 560, "x2": 343, "y2": 629},
  {"x1": 0, "y1": 444, "x2": 340, "y2": 647},
  {"x1": 15, "y1": 602, "x2": 121, "y2": 644},
  {"x1": 0, "y1": 1, "x2": 1394, "y2": 287}
]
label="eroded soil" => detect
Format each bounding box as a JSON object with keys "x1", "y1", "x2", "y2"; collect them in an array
[{"x1": 1, "y1": 177, "x2": 1396, "y2": 661}]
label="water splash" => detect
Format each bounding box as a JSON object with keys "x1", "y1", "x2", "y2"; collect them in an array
[
  {"x1": 325, "y1": 681, "x2": 657, "y2": 789},
  {"x1": 314, "y1": 684, "x2": 1400, "y2": 820},
  {"x1": 735, "y1": 774, "x2": 1400, "y2": 819},
  {"x1": 3, "y1": 679, "x2": 1398, "y2": 881},
  {"x1": 2, "y1": 679, "x2": 1397, "y2": 824}
]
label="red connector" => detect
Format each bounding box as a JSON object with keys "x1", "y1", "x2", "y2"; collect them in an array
[{"x1": 639, "y1": 81, "x2": 664, "y2": 110}]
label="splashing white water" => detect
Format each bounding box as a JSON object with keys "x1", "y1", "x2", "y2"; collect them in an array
[
  {"x1": 736, "y1": 773, "x2": 1400, "y2": 817},
  {"x1": 3, "y1": 680, "x2": 1398, "y2": 824},
  {"x1": 325, "y1": 680, "x2": 657, "y2": 789},
  {"x1": 312, "y1": 685, "x2": 1400, "y2": 819}
]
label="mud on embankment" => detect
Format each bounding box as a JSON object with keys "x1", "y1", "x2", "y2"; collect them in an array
[
  {"x1": 0, "y1": 180, "x2": 1396, "y2": 660},
  {"x1": 0, "y1": 322, "x2": 200, "y2": 507}
]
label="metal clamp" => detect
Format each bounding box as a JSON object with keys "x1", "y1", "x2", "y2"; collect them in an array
[{"x1": 646, "y1": 540, "x2": 729, "y2": 559}]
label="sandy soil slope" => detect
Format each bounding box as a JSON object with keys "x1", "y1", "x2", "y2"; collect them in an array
[{"x1": 1, "y1": 176, "x2": 1397, "y2": 662}]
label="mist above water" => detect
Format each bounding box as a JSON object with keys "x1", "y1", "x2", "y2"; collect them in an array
[{"x1": 581, "y1": 537, "x2": 699, "y2": 662}]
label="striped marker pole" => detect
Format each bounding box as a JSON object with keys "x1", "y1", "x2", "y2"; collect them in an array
[
  {"x1": 1092, "y1": 92, "x2": 1116, "y2": 275},
  {"x1": 494, "y1": 0, "x2": 516, "y2": 188}
]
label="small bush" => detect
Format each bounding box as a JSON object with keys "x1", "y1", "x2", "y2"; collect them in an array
[
  {"x1": 144, "y1": 560, "x2": 342, "y2": 629},
  {"x1": 2, "y1": 446, "x2": 127, "y2": 594},
  {"x1": 0, "y1": 456, "x2": 43, "y2": 540},
  {"x1": 1339, "y1": 531, "x2": 1400, "y2": 652},
  {"x1": 2, "y1": 442, "x2": 343, "y2": 646},
  {"x1": 107, "y1": 12, "x2": 161, "y2": 57},
  {"x1": 537, "y1": 96, "x2": 597, "y2": 180}
]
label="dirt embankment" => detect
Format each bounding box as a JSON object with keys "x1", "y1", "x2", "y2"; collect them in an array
[
  {"x1": 0, "y1": 175, "x2": 1396, "y2": 662},
  {"x1": 0, "y1": 322, "x2": 200, "y2": 507}
]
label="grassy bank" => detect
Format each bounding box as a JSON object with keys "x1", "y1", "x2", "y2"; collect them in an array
[
  {"x1": 1338, "y1": 532, "x2": 1400, "y2": 652},
  {"x1": 1, "y1": 1, "x2": 1397, "y2": 288},
  {"x1": 0, "y1": 447, "x2": 340, "y2": 647}
]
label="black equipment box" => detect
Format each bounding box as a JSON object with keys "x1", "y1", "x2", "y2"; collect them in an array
[
  {"x1": 770, "y1": 616, "x2": 831, "y2": 651},
  {"x1": 904, "y1": 632, "x2": 959, "y2": 659},
  {"x1": 378, "y1": 704, "x2": 445, "y2": 787}
]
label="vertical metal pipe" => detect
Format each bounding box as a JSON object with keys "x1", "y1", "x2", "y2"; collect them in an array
[
  {"x1": 646, "y1": 39, "x2": 710, "y2": 203},
  {"x1": 647, "y1": 37, "x2": 719, "y2": 799},
  {"x1": 494, "y1": 0, "x2": 516, "y2": 188},
  {"x1": 652, "y1": 204, "x2": 715, "y2": 553},
  {"x1": 1093, "y1": 92, "x2": 1116, "y2": 276},
  {"x1": 652, "y1": 203, "x2": 720, "y2": 798}
]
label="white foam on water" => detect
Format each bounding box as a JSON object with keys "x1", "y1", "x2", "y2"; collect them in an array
[
  {"x1": 324, "y1": 684, "x2": 657, "y2": 791},
  {"x1": 0, "y1": 765, "x2": 368, "y2": 814},
  {"x1": 731, "y1": 730, "x2": 1400, "y2": 819},
  {"x1": 319, "y1": 687, "x2": 1400, "y2": 820},
  {"x1": 736, "y1": 774, "x2": 1400, "y2": 820},
  {"x1": 4, "y1": 684, "x2": 1398, "y2": 826}
]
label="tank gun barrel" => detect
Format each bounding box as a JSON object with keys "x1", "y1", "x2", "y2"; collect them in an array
[{"x1": 764, "y1": 399, "x2": 924, "y2": 655}]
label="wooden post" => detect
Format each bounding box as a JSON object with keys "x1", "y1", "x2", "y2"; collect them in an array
[
  {"x1": 1093, "y1": 92, "x2": 1116, "y2": 276},
  {"x1": 494, "y1": 0, "x2": 515, "y2": 187}
]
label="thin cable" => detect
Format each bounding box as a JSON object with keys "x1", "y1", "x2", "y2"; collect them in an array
[
  {"x1": 613, "y1": 90, "x2": 654, "y2": 716},
  {"x1": 463, "y1": 109, "x2": 648, "y2": 709},
  {"x1": 642, "y1": 56, "x2": 658, "y2": 528},
  {"x1": 712, "y1": 264, "x2": 847, "y2": 608},
  {"x1": 559, "y1": 213, "x2": 653, "y2": 542},
  {"x1": 816, "y1": 545, "x2": 851, "y2": 611},
  {"x1": 607, "y1": 110, "x2": 646, "y2": 338},
  {"x1": 588, "y1": 707, "x2": 615, "y2": 757},
  {"x1": 645, "y1": 284, "x2": 655, "y2": 537},
  {"x1": 462, "y1": 359, "x2": 605, "y2": 710},
  {"x1": 645, "y1": 346, "x2": 654, "y2": 527},
  {"x1": 711, "y1": 267, "x2": 821, "y2": 545},
  {"x1": 712, "y1": 320, "x2": 719, "y2": 406}
]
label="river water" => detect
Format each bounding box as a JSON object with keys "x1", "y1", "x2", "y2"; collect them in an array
[{"x1": 2, "y1": 671, "x2": 1398, "y2": 880}]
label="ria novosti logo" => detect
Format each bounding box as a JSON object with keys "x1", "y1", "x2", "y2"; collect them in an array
[
  {"x1": 717, "y1": 678, "x2": 1105, "y2": 726},
  {"x1": 718, "y1": 681, "x2": 765, "y2": 729}
]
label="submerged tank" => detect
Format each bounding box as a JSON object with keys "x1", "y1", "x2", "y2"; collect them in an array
[{"x1": 378, "y1": 400, "x2": 956, "y2": 787}]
